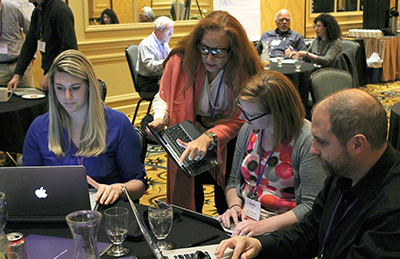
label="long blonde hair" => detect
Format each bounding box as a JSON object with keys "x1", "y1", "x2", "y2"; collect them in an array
[{"x1": 48, "y1": 49, "x2": 106, "y2": 157}]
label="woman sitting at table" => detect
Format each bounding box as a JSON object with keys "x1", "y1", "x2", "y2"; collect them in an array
[
  {"x1": 217, "y1": 70, "x2": 326, "y2": 237},
  {"x1": 22, "y1": 49, "x2": 147, "y2": 205},
  {"x1": 286, "y1": 13, "x2": 341, "y2": 67}
]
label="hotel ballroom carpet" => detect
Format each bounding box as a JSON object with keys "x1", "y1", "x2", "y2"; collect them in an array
[{"x1": 1, "y1": 80, "x2": 399, "y2": 217}]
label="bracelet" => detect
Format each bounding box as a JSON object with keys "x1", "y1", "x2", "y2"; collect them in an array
[
  {"x1": 229, "y1": 204, "x2": 242, "y2": 209},
  {"x1": 306, "y1": 52, "x2": 309, "y2": 57},
  {"x1": 203, "y1": 131, "x2": 218, "y2": 150}
]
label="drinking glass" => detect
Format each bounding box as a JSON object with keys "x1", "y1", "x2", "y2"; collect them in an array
[
  {"x1": 148, "y1": 202, "x2": 173, "y2": 251},
  {"x1": 294, "y1": 57, "x2": 303, "y2": 72},
  {"x1": 0, "y1": 192, "x2": 9, "y2": 257},
  {"x1": 276, "y1": 53, "x2": 284, "y2": 67},
  {"x1": 104, "y1": 207, "x2": 129, "y2": 257}
]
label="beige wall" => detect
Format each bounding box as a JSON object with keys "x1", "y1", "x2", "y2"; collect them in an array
[{"x1": 30, "y1": 0, "x2": 397, "y2": 114}]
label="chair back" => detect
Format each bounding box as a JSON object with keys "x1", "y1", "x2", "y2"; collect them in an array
[
  {"x1": 125, "y1": 44, "x2": 140, "y2": 93},
  {"x1": 134, "y1": 127, "x2": 148, "y2": 164},
  {"x1": 97, "y1": 79, "x2": 107, "y2": 102},
  {"x1": 310, "y1": 68, "x2": 353, "y2": 103},
  {"x1": 342, "y1": 40, "x2": 360, "y2": 57}
]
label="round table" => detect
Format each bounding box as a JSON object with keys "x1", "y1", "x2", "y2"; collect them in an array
[
  {"x1": 389, "y1": 102, "x2": 400, "y2": 150},
  {"x1": 0, "y1": 94, "x2": 48, "y2": 154},
  {"x1": 269, "y1": 61, "x2": 317, "y2": 106}
]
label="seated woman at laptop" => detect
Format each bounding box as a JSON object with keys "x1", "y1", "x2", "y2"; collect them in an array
[
  {"x1": 217, "y1": 70, "x2": 326, "y2": 237},
  {"x1": 149, "y1": 10, "x2": 263, "y2": 214},
  {"x1": 22, "y1": 49, "x2": 147, "y2": 205}
]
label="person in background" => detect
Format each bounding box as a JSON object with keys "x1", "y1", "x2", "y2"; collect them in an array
[
  {"x1": 215, "y1": 89, "x2": 400, "y2": 259},
  {"x1": 139, "y1": 6, "x2": 155, "y2": 22},
  {"x1": 23, "y1": 50, "x2": 147, "y2": 205},
  {"x1": 100, "y1": 8, "x2": 119, "y2": 24},
  {"x1": 218, "y1": 70, "x2": 325, "y2": 237},
  {"x1": 7, "y1": 0, "x2": 77, "y2": 91},
  {"x1": 255, "y1": 9, "x2": 306, "y2": 58},
  {"x1": 149, "y1": 10, "x2": 263, "y2": 214},
  {"x1": 287, "y1": 13, "x2": 341, "y2": 67},
  {"x1": 0, "y1": 0, "x2": 34, "y2": 87},
  {"x1": 136, "y1": 16, "x2": 174, "y2": 93}
]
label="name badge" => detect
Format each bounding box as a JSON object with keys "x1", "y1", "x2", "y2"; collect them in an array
[
  {"x1": 270, "y1": 39, "x2": 281, "y2": 46},
  {"x1": 244, "y1": 196, "x2": 261, "y2": 221},
  {"x1": 38, "y1": 40, "x2": 46, "y2": 53},
  {"x1": 0, "y1": 44, "x2": 8, "y2": 55}
]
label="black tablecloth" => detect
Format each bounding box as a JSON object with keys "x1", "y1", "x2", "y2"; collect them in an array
[
  {"x1": 270, "y1": 61, "x2": 316, "y2": 105},
  {"x1": 0, "y1": 94, "x2": 48, "y2": 153},
  {"x1": 389, "y1": 102, "x2": 400, "y2": 150},
  {"x1": 5, "y1": 201, "x2": 229, "y2": 259}
]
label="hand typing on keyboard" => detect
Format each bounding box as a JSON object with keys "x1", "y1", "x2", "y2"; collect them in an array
[{"x1": 178, "y1": 134, "x2": 212, "y2": 163}]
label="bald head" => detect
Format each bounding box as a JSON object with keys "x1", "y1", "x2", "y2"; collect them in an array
[
  {"x1": 313, "y1": 89, "x2": 387, "y2": 149},
  {"x1": 275, "y1": 9, "x2": 291, "y2": 32}
]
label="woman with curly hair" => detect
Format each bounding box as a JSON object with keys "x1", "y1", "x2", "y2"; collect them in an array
[
  {"x1": 149, "y1": 10, "x2": 263, "y2": 213},
  {"x1": 100, "y1": 9, "x2": 119, "y2": 24},
  {"x1": 287, "y1": 13, "x2": 342, "y2": 67}
]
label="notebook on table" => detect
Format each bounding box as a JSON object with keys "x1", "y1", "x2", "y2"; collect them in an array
[
  {"x1": 0, "y1": 166, "x2": 91, "y2": 222},
  {"x1": 145, "y1": 120, "x2": 221, "y2": 177},
  {"x1": 122, "y1": 187, "x2": 233, "y2": 259}
]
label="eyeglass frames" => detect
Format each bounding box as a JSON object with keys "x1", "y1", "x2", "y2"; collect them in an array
[
  {"x1": 197, "y1": 41, "x2": 230, "y2": 59},
  {"x1": 236, "y1": 101, "x2": 269, "y2": 122}
]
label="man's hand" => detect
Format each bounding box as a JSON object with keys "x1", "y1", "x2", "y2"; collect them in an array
[
  {"x1": 7, "y1": 74, "x2": 20, "y2": 90},
  {"x1": 215, "y1": 236, "x2": 262, "y2": 259}
]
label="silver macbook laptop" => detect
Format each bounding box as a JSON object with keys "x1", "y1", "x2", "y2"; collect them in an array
[
  {"x1": 12, "y1": 87, "x2": 45, "y2": 97},
  {"x1": 0, "y1": 166, "x2": 91, "y2": 222},
  {"x1": 122, "y1": 187, "x2": 232, "y2": 259}
]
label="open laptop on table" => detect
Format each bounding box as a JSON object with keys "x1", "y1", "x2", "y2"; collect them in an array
[
  {"x1": 123, "y1": 187, "x2": 232, "y2": 259},
  {"x1": 145, "y1": 120, "x2": 221, "y2": 178},
  {"x1": 0, "y1": 166, "x2": 91, "y2": 222},
  {"x1": 12, "y1": 87, "x2": 45, "y2": 97}
]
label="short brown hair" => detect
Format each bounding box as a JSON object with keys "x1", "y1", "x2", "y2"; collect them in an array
[{"x1": 238, "y1": 70, "x2": 305, "y2": 149}]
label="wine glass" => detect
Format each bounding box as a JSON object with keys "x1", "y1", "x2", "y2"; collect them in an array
[
  {"x1": 294, "y1": 57, "x2": 303, "y2": 72},
  {"x1": 148, "y1": 202, "x2": 173, "y2": 251},
  {"x1": 276, "y1": 53, "x2": 284, "y2": 67},
  {"x1": 104, "y1": 207, "x2": 129, "y2": 257}
]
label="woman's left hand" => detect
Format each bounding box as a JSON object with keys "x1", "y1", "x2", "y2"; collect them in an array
[
  {"x1": 178, "y1": 134, "x2": 212, "y2": 163},
  {"x1": 87, "y1": 176, "x2": 123, "y2": 205}
]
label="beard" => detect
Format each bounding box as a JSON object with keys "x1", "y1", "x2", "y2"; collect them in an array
[{"x1": 319, "y1": 148, "x2": 354, "y2": 178}]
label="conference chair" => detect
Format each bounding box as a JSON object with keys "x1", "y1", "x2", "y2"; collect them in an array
[
  {"x1": 310, "y1": 68, "x2": 353, "y2": 104},
  {"x1": 97, "y1": 79, "x2": 107, "y2": 102},
  {"x1": 134, "y1": 127, "x2": 148, "y2": 164},
  {"x1": 125, "y1": 44, "x2": 158, "y2": 125}
]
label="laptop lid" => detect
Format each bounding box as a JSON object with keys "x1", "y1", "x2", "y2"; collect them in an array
[
  {"x1": 123, "y1": 187, "x2": 232, "y2": 259},
  {"x1": 145, "y1": 120, "x2": 221, "y2": 178},
  {"x1": 0, "y1": 166, "x2": 91, "y2": 222}
]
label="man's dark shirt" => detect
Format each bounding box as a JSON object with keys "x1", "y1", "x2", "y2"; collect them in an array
[
  {"x1": 14, "y1": 0, "x2": 77, "y2": 76},
  {"x1": 256, "y1": 142, "x2": 400, "y2": 258}
]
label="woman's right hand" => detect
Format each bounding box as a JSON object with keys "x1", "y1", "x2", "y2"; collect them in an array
[
  {"x1": 217, "y1": 204, "x2": 246, "y2": 230},
  {"x1": 149, "y1": 118, "x2": 165, "y2": 132}
]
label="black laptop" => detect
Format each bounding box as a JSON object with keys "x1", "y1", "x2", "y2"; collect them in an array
[
  {"x1": 145, "y1": 120, "x2": 221, "y2": 177},
  {"x1": 0, "y1": 166, "x2": 91, "y2": 222}
]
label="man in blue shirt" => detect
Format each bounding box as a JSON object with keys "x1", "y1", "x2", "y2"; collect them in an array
[{"x1": 255, "y1": 9, "x2": 306, "y2": 58}]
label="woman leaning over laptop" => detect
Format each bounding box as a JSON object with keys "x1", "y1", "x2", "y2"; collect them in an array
[
  {"x1": 22, "y1": 49, "x2": 147, "y2": 205},
  {"x1": 148, "y1": 10, "x2": 263, "y2": 214}
]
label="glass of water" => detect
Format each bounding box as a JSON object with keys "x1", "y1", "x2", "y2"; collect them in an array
[
  {"x1": 294, "y1": 57, "x2": 303, "y2": 72},
  {"x1": 104, "y1": 207, "x2": 130, "y2": 257},
  {"x1": 148, "y1": 202, "x2": 173, "y2": 250},
  {"x1": 276, "y1": 53, "x2": 284, "y2": 67}
]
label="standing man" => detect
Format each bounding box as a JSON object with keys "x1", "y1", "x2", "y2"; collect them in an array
[
  {"x1": 139, "y1": 6, "x2": 155, "y2": 22},
  {"x1": 7, "y1": 0, "x2": 77, "y2": 90},
  {"x1": 255, "y1": 9, "x2": 306, "y2": 58},
  {"x1": 215, "y1": 89, "x2": 400, "y2": 258},
  {"x1": 136, "y1": 16, "x2": 174, "y2": 93},
  {"x1": 0, "y1": 0, "x2": 33, "y2": 87}
]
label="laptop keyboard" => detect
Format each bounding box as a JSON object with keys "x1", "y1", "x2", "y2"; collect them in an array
[
  {"x1": 164, "y1": 124, "x2": 218, "y2": 173},
  {"x1": 171, "y1": 251, "x2": 211, "y2": 259}
]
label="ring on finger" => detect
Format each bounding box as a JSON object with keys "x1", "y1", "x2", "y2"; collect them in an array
[{"x1": 194, "y1": 155, "x2": 201, "y2": 161}]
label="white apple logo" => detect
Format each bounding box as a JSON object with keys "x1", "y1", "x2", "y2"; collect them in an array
[{"x1": 35, "y1": 187, "x2": 48, "y2": 199}]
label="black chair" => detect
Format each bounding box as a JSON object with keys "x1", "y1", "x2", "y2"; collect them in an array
[
  {"x1": 310, "y1": 68, "x2": 353, "y2": 104},
  {"x1": 97, "y1": 79, "x2": 107, "y2": 102},
  {"x1": 134, "y1": 127, "x2": 148, "y2": 164},
  {"x1": 125, "y1": 44, "x2": 158, "y2": 125}
]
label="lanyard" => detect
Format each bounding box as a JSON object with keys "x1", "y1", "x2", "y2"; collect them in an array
[
  {"x1": 319, "y1": 193, "x2": 358, "y2": 259},
  {"x1": 252, "y1": 130, "x2": 275, "y2": 196},
  {"x1": 154, "y1": 34, "x2": 165, "y2": 59},
  {"x1": 206, "y1": 69, "x2": 225, "y2": 121}
]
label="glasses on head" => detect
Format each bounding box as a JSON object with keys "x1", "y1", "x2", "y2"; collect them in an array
[
  {"x1": 236, "y1": 101, "x2": 269, "y2": 122},
  {"x1": 197, "y1": 42, "x2": 230, "y2": 59},
  {"x1": 278, "y1": 18, "x2": 291, "y2": 22}
]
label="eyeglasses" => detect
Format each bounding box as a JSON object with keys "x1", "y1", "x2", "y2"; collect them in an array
[
  {"x1": 313, "y1": 24, "x2": 324, "y2": 28},
  {"x1": 236, "y1": 101, "x2": 269, "y2": 122},
  {"x1": 162, "y1": 28, "x2": 174, "y2": 34},
  {"x1": 197, "y1": 42, "x2": 230, "y2": 59},
  {"x1": 277, "y1": 18, "x2": 291, "y2": 22}
]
